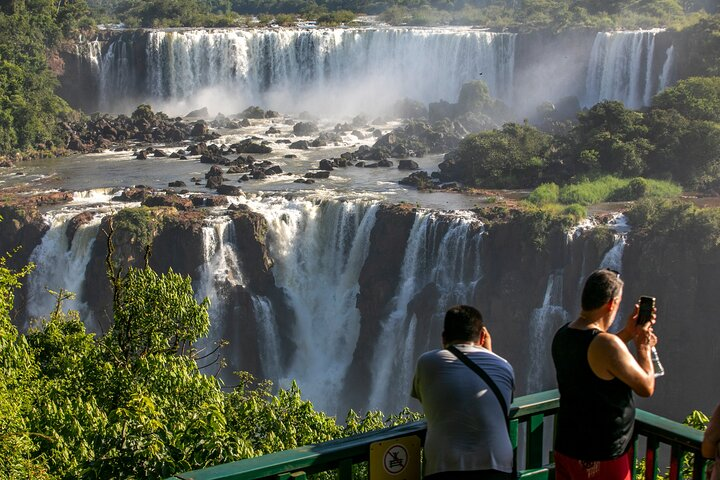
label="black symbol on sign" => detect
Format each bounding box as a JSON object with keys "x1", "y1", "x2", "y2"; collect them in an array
[{"x1": 384, "y1": 445, "x2": 408, "y2": 474}]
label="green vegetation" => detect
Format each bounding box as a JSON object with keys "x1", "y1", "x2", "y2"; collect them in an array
[
  {"x1": 458, "y1": 123, "x2": 553, "y2": 189},
  {"x1": 452, "y1": 77, "x2": 720, "y2": 195},
  {"x1": 634, "y1": 408, "x2": 711, "y2": 480},
  {"x1": 0, "y1": 1, "x2": 90, "y2": 153},
  {"x1": 85, "y1": 0, "x2": 716, "y2": 30},
  {"x1": 0, "y1": 217, "x2": 418, "y2": 478},
  {"x1": 528, "y1": 176, "x2": 682, "y2": 207}
]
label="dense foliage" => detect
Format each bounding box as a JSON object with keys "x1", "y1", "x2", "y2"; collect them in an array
[
  {"x1": 0, "y1": 0, "x2": 91, "y2": 154},
  {"x1": 451, "y1": 77, "x2": 720, "y2": 193},
  {"x1": 83, "y1": 0, "x2": 716, "y2": 28},
  {"x1": 0, "y1": 219, "x2": 416, "y2": 478}
]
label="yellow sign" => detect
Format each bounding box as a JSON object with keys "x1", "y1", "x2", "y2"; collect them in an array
[{"x1": 370, "y1": 436, "x2": 421, "y2": 480}]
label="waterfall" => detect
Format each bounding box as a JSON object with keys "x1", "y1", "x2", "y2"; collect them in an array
[
  {"x1": 599, "y1": 214, "x2": 630, "y2": 273},
  {"x1": 195, "y1": 217, "x2": 243, "y2": 347},
  {"x1": 658, "y1": 45, "x2": 675, "y2": 92},
  {"x1": 97, "y1": 28, "x2": 516, "y2": 116},
  {"x1": 526, "y1": 273, "x2": 570, "y2": 393},
  {"x1": 245, "y1": 196, "x2": 379, "y2": 414},
  {"x1": 98, "y1": 36, "x2": 139, "y2": 112},
  {"x1": 25, "y1": 212, "x2": 102, "y2": 331},
  {"x1": 366, "y1": 211, "x2": 484, "y2": 413},
  {"x1": 252, "y1": 296, "x2": 282, "y2": 380},
  {"x1": 584, "y1": 29, "x2": 673, "y2": 109}
]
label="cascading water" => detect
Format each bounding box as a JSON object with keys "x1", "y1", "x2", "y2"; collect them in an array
[
  {"x1": 25, "y1": 211, "x2": 102, "y2": 331},
  {"x1": 526, "y1": 272, "x2": 570, "y2": 393},
  {"x1": 366, "y1": 211, "x2": 484, "y2": 413},
  {"x1": 195, "y1": 217, "x2": 244, "y2": 352},
  {"x1": 244, "y1": 195, "x2": 379, "y2": 414},
  {"x1": 96, "y1": 28, "x2": 516, "y2": 115},
  {"x1": 584, "y1": 29, "x2": 674, "y2": 109},
  {"x1": 599, "y1": 214, "x2": 630, "y2": 272},
  {"x1": 251, "y1": 296, "x2": 282, "y2": 381}
]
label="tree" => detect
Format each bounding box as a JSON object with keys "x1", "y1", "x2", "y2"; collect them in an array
[
  {"x1": 0, "y1": 223, "x2": 44, "y2": 478},
  {"x1": 571, "y1": 100, "x2": 650, "y2": 176},
  {"x1": 652, "y1": 77, "x2": 720, "y2": 123},
  {"x1": 457, "y1": 122, "x2": 553, "y2": 188}
]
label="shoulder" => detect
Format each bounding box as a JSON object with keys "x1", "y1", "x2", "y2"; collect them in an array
[
  {"x1": 416, "y1": 348, "x2": 447, "y2": 365},
  {"x1": 589, "y1": 331, "x2": 628, "y2": 355}
]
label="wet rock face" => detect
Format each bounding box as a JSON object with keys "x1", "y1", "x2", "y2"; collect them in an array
[
  {"x1": 342, "y1": 203, "x2": 417, "y2": 408},
  {"x1": 229, "y1": 210, "x2": 274, "y2": 294},
  {"x1": 66, "y1": 212, "x2": 95, "y2": 249},
  {"x1": 81, "y1": 209, "x2": 208, "y2": 329}
]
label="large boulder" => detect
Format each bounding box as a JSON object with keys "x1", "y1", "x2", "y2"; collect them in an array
[
  {"x1": 289, "y1": 140, "x2": 310, "y2": 150},
  {"x1": 293, "y1": 122, "x2": 319, "y2": 136},
  {"x1": 305, "y1": 170, "x2": 330, "y2": 179},
  {"x1": 185, "y1": 107, "x2": 209, "y2": 119},
  {"x1": 190, "y1": 121, "x2": 209, "y2": 137},
  {"x1": 398, "y1": 159, "x2": 420, "y2": 170},
  {"x1": 319, "y1": 159, "x2": 335, "y2": 171},
  {"x1": 216, "y1": 185, "x2": 242, "y2": 196},
  {"x1": 142, "y1": 194, "x2": 194, "y2": 211},
  {"x1": 235, "y1": 139, "x2": 273, "y2": 154}
]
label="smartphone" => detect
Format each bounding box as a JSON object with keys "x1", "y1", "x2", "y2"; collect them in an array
[{"x1": 637, "y1": 296, "x2": 655, "y2": 325}]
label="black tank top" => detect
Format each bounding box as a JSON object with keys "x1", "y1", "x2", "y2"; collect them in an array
[{"x1": 551, "y1": 323, "x2": 635, "y2": 460}]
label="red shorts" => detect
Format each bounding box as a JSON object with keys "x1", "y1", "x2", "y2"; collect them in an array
[{"x1": 554, "y1": 449, "x2": 632, "y2": 480}]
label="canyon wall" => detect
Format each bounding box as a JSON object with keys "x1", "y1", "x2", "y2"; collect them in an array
[{"x1": 4, "y1": 198, "x2": 717, "y2": 420}]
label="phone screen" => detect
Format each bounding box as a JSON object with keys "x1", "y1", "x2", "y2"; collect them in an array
[{"x1": 637, "y1": 296, "x2": 655, "y2": 325}]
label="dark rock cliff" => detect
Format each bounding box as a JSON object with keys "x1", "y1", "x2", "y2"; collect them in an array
[{"x1": 342, "y1": 203, "x2": 417, "y2": 410}]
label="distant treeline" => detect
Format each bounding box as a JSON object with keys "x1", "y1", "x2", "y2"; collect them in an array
[{"x1": 86, "y1": 0, "x2": 718, "y2": 28}]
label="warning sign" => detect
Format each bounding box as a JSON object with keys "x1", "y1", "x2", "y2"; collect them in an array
[{"x1": 370, "y1": 436, "x2": 420, "y2": 479}]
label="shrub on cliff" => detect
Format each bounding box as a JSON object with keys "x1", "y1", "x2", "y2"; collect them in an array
[{"x1": 456, "y1": 122, "x2": 553, "y2": 189}]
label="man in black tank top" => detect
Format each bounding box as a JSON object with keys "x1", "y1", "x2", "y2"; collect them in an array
[{"x1": 551, "y1": 269, "x2": 658, "y2": 480}]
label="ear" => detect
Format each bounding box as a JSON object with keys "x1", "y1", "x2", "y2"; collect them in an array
[{"x1": 607, "y1": 295, "x2": 620, "y2": 311}]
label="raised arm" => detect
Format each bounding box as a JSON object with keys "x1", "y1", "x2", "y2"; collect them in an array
[{"x1": 588, "y1": 328, "x2": 657, "y2": 397}]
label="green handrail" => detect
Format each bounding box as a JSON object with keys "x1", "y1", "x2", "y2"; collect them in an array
[{"x1": 169, "y1": 389, "x2": 709, "y2": 480}]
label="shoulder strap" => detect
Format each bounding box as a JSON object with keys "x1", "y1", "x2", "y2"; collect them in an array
[
  {"x1": 447, "y1": 345, "x2": 518, "y2": 478},
  {"x1": 447, "y1": 344, "x2": 510, "y2": 419}
]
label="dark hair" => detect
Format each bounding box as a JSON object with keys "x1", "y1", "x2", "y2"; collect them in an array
[
  {"x1": 581, "y1": 269, "x2": 624, "y2": 311},
  {"x1": 443, "y1": 305, "x2": 484, "y2": 343}
]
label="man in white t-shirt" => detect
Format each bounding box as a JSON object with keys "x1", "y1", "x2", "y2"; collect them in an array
[{"x1": 411, "y1": 305, "x2": 515, "y2": 480}]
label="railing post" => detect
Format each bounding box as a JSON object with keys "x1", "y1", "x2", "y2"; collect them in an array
[
  {"x1": 526, "y1": 414, "x2": 544, "y2": 469},
  {"x1": 338, "y1": 459, "x2": 353, "y2": 480},
  {"x1": 510, "y1": 418, "x2": 520, "y2": 471},
  {"x1": 692, "y1": 453, "x2": 707, "y2": 480},
  {"x1": 645, "y1": 436, "x2": 660, "y2": 480},
  {"x1": 668, "y1": 445, "x2": 681, "y2": 480}
]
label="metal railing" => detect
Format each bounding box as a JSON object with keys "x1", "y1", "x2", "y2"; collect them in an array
[{"x1": 169, "y1": 389, "x2": 708, "y2": 480}]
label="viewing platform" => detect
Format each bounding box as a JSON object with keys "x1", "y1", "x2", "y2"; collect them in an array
[{"x1": 168, "y1": 389, "x2": 709, "y2": 480}]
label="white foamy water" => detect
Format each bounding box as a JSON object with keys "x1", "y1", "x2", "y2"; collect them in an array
[
  {"x1": 366, "y1": 211, "x2": 484, "y2": 413},
  {"x1": 25, "y1": 211, "x2": 103, "y2": 331},
  {"x1": 584, "y1": 29, "x2": 674, "y2": 109},
  {"x1": 238, "y1": 196, "x2": 379, "y2": 413},
  {"x1": 526, "y1": 272, "x2": 570, "y2": 392},
  {"x1": 95, "y1": 27, "x2": 516, "y2": 116}
]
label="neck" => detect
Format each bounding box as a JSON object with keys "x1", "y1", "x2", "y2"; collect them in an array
[{"x1": 575, "y1": 312, "x2": 609, "y2": 331}]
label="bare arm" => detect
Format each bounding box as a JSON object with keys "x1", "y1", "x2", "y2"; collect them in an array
[
  {"x1": 588, "y1": 328, "x2": 656, "y2": 397},
  {"x1": 702, "y1": 403, "x2": 720, "y2": 459}
]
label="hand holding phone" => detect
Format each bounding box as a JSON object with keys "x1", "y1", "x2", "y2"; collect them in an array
[{"x1": 637, "y1": 296, "x2": 655, "y2": 326}]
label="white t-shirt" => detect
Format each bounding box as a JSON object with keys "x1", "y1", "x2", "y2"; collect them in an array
[{"x1": 411, "y1": 344, "x2": 515, "y2": 476}]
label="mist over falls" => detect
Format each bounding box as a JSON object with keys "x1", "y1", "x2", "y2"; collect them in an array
[
  {"x1": 14, "y1": 198, "x2": 719, "y2": 422},
  {"x1": 62, "y1": 27, "x2": 675, "y2": 118}
]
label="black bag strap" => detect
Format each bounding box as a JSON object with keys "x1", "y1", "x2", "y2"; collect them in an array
[
  {"x1": 447, "y1": 344, "x2": 510, "y2": 422},
  {"x1": 447, "y1": 344, "x2": 519, "y2": 478}
]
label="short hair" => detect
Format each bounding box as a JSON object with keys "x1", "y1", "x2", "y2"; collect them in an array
[
  {"x1": 443, "y1": 305, "x2": 484, "y2": 343},
  {"x1": 581, "y1": 269, "x2": 624, "y2": 311}
]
